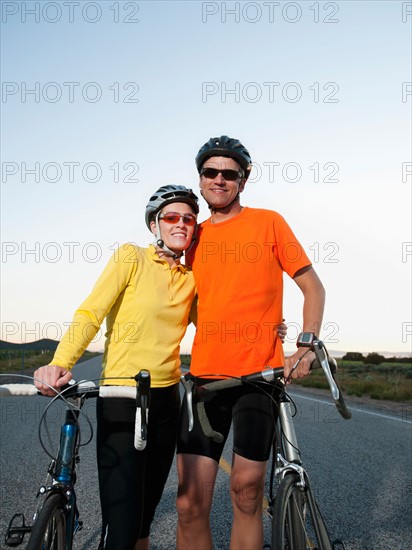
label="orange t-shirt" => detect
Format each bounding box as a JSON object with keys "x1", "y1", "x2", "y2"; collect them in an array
[{"x1": 190, "y1": 207, "x2": 311, "y2": 377}]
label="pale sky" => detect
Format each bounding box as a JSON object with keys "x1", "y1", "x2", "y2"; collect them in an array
[{"x1": 1, "y1": 0, "x2": 411, "y2": 355}]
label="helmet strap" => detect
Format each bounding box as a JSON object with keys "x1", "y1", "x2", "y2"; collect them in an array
[{"x1": 153, "y1": 212, "x2": 184, "y2": 260}]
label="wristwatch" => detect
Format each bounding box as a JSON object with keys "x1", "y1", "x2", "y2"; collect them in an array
[{"x1": 296, "y1": 332, "x2": 317, "y2": 348}]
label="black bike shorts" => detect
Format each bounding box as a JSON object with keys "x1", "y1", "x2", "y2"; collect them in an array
[
  {"x1": 177, "y1": 379, "x2": 279, "y2": 463},
  {"x1": 97, "y1": 383, "x2": 180, "y2": 548}
]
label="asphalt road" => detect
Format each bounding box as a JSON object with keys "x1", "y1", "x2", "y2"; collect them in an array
[{"x1": 1, "y1": 356, "x2": 411, "y2": 550}]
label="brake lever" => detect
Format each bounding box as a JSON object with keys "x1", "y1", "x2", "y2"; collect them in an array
[
  {"x1": 312, "y1": 340, "x2": 352, "y2": 419},
  {"x1": 312, "y1": 340, "x2": 340, "y2": 401},
  {"x1": 180, "y1": 374, "x2": 194, "y2": 431},
  {"x1": 135, "y1": 370, "x2": 150, "y2": 444}
]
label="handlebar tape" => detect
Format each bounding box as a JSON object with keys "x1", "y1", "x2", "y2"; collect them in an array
[
  {"x1": 135, "y1": 407, "x2": 149, "y2": 451},
  {"x1": 0, "y1": 384, "x2": 38, "y2": 397}
]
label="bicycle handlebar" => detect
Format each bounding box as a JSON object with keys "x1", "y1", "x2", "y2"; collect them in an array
[
  {"x1": 0, "y1": 381, "x2": 138, "y2": 399},
  {"x1": 0, "y1": 370, "x2": 152, "y2": 451},
  {"x1": 180, "y1": 339, "x2": 351, "y2": 441},
  {"x1": 310, "y1": 340, "x2": 351, "y2": 420}
]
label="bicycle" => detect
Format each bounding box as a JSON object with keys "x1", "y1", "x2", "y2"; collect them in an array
[
  {"x1": 0, "y1": 370, "x2": 151, "y2": 549},
  {"x1": 180, "y1": 334, "x2": 352, "y2": 550}
]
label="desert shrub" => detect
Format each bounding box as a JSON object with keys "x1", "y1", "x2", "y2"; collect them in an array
[{"x1": 364, "y1": 352, "x2": 385, "y2": 365}]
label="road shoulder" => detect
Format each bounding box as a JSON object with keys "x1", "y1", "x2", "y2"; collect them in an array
[{"x1": 288, "y1": 384, "x2": 411, "y2": 420}]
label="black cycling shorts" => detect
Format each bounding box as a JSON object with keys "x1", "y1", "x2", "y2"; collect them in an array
[
  {"x1": 97, "y1": 383, "x2": 180, "y2": 549},
  {"x1": 177, "y1": 379, "x2": 279, "y2": 463}
]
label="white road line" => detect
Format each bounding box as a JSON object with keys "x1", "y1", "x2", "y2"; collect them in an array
[{"x1": 289, "y1": 392, "x2": 411, "y2": 424}]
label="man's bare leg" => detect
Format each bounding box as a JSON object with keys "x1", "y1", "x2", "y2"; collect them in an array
[
  {"x1": 135, "y1": 537, "x2": 149, "y2": 550},
  {"x1": 176, "y1": 453, "x2": 218, "y2": 550},
  {"x1": 229, "y1": 453, "x2": 267, "y2": 550}
]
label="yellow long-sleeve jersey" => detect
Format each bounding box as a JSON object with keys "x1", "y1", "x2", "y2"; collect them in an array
[{"x1": 51, "y1": 244, "x2": 196, "y2": 387}]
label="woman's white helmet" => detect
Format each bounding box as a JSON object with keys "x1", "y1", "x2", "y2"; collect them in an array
[
  {"x1": 145, "y1": 185, "x2": 199, "y2": 259},
  {"x1": 145, "y1": 185, "x2": 199, "y2": 230}
]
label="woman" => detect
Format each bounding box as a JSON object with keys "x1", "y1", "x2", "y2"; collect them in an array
[{"x1": 34, "y1": 185, "x2": 199, "y2": 550}]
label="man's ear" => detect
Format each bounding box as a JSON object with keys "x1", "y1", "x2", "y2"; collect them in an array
[{"x1": 239, "y1": 179, "x2": 247, "y2": 193}]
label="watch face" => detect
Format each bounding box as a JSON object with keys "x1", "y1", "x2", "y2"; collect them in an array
[{"x1": 297, "y1": 332, "x2": 315, "y2": 347}]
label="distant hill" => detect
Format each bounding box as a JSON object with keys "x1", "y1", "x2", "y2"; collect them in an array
[
  {"x1": 0, "y1": 339, "x2": 60, "y2": 351},
  {"x1": 280, "y1": 349, "x2": 411, "y2": 359},
  {"x1": 327, "y1": 350, "x2": 411, "y2": 359},
  {"x1": 315, "y1": 350, "x2": 411, "y2": 359},
  {"x1": 1, "y1": 340, "x2": 410, "y2": 359}
]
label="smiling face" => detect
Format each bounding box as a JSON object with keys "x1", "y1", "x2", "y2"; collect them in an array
[
  {"x1": 150, "y1": 201, "x2": 197, "y2": 254},
  {"x1": 199, "y1": 156, "x2": 246, "y2": 212}
]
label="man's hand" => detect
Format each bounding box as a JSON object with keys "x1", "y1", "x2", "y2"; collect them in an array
[
  {"x1": 284, "y1": 350, "x2": 315, "y2": 381},
  {"x1": 33, "y1": 365, "x2": 72, "y2": 397}
]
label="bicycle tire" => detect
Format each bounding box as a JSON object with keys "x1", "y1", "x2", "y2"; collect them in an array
[
  {"x1": 26, "y1": 493, "x2": 67, "y2": 550},
  {"x1": 271, "y1": 473, "x2": 333, "y2": 550}
]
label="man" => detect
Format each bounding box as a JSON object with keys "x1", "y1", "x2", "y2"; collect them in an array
[{"x1": 176, "y1": 136, "x2": 325, "y2": 549}]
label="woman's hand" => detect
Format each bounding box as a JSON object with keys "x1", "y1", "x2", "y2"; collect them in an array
[
  {"x1": 277, "y1": 321, "x2": 287, "y2": 343},
  {"x1": 33, "y1": 365, "x2": 72, "y2": 397}
]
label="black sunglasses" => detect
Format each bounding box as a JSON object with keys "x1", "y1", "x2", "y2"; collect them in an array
[
  {"x1": 159, "y1": 212, "x2": 197, "y2": 226},
  {"x1": 200, "y1": 167, "x2": 243, "y2": 181}
]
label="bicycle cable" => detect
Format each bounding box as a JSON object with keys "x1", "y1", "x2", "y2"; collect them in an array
[
  {"x1": 15, "y1": 374, "x2": 136, "y2": 464},
  {"x1": 0, "y1": 373, "x2": 146, "y2": 470},
  {"x1": 191, "y1": 361, "x2": 307, "y2": 457}
]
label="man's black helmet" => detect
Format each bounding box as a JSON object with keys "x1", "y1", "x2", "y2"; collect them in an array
[
  {"x1": 145, "y1": 185, "x2": 199, "y2": 229},
  {"x1": 195, "y1": 135, "x2": 252, "y2": 180}
]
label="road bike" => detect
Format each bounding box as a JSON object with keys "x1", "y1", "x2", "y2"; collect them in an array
[
  {"x1": 1, "y1": 370, "x2": 151, "y2": 549},
  {"x1": 180, "y1": 335, "x2": 352, "y2": 550}
]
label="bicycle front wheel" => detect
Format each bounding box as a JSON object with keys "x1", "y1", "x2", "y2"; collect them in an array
[
  {"x1": 271, "y1": 473, "x2": 333, "y2": 550},
  {"x1": 26, "y1": 493, "x2": 67, "y2": 550}
]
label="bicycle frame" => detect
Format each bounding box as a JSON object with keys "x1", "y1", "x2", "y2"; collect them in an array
[
  {"x1": 266, "y1": 389, "x2": 336, "y2": 550},
  {"x1": 180, "y1": 337, "x2": 350, "y2": 550},
  {"x1": 2, "y1": 370, "x2": 151, "y2": 548},
  {"x1": 275, "y1": 394, "x2": 306, "y2": 483},
  {"x1": 5, "y1": 397, "x2": 83, "y2": 548},
  {"x1": 271, "y1": 337, "x2": 351, "y2": 489},
  {"x1": 39, "y1": 405, "x2": 82, "y2": 547}
]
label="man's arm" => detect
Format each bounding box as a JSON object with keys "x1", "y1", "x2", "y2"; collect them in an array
[{"x1": 284, "y1": 265, "x2": 326, "y2": 380}]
